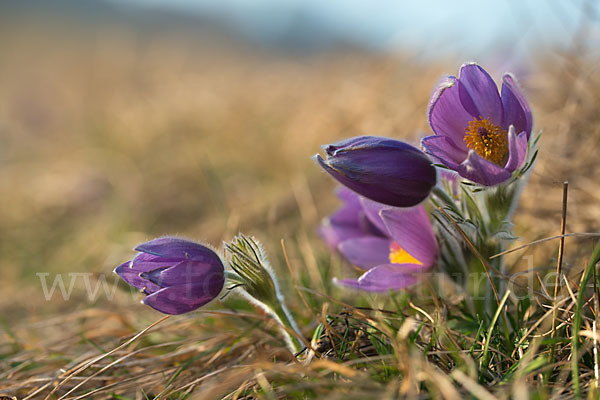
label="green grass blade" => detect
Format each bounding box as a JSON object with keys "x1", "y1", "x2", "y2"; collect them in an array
[
  {"x1": 571, "y1": 239, "x2": 600, "y2": 397},
  {"x1": 481, "y1": 290, "x2": 511, "y2": 372}
]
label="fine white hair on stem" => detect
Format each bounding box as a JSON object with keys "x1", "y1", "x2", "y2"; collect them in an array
[
  {"x1": 234, "y1": 287, "x2": 300, "y2": 355},
  {"x1": 222, "y1": 234, "x2": 302, "y2": 355}
]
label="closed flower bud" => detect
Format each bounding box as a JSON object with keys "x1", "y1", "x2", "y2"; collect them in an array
[
  {"x1": 114, "y1": 236, "x2": 225, "y2": 315},
  {"x1": 314, "y1": 136, "x2": 437, "y2": 207}
]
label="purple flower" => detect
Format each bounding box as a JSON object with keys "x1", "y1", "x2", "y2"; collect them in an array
[
  {"x1": 421, "y1": 63, "x2": 532, "y2": 186},
  {"x1": 314, "y1": 136, "x2": 437, "y2": 208},
  {"x1": 320, "y1": 187, "x2": 437, "y2": 292},
  {"x1": 114, "y1": 237, "x2": 225, "y2": 315}
]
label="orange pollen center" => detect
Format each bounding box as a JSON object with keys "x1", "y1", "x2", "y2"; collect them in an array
[
  {"x1": 389, "y1": 242, "x2": 422, "y2": 265},
  {"x1": 463, "y1": 117, "x2": 508, "y2": 166}
]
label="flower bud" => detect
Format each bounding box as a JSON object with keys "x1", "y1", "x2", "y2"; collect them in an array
[
  {"x1": 224, "y1": 234, "x2": 279, "y2": 306},
  {"x1": 315, "y1": 136, "x2": 437, "y2": 207},
  {"x1": 114, "y1": 236, "x2": 225, "y2": 315}
]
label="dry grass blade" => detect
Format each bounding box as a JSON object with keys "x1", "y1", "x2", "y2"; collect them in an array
[
  {"x1": 43, "y1": 316, "x2": 169, "y2": 400},
  {"x1": 552, "y1": 181, "x2": 569, "y2": 338},
  {"x1": 490, "y1": 232, "x2": 600, "y2": 259},
  {"x1": 281, "y1": 238, "x2": 313, "y2": 313},
  {"x1": 450, "y1": 370, "x2": 498, "y2": 400}
]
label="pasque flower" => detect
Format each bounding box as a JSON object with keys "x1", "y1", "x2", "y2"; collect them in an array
[
  {"x1": 421, "y1": 62, "x2": 532, "y2": 186},
  {"x1": 320, "y1": 187, "x2": 437, "y2": 292},
  {"x1": 114, "y1": 237, "x2": 225, "y2": 315},
  {"x1": 315, "y1": 136, "x2": 437, "y2": 208}
]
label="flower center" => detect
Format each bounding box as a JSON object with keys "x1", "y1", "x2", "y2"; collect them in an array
[
  {"x1": 464, "y1": 117, "x2": 508, "y2": 166},
  {"x1": 389, "y1": 242, "x2": 422, "y2": 265}
]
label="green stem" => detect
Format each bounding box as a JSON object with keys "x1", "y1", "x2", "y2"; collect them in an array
[
  {"x1": 269, "y1": 301, "x2": 304, "y2": 356},
  {"x1": 432, "y1": 186, "x2": 462, "y2": 216}
]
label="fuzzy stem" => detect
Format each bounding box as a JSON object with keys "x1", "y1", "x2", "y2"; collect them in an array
[
  {"x1": 269, "y1": 301, "x2": 304, "y2": 355},
  {"x1": 235, "y1": 288, "x2": 303, "y2": 356}
]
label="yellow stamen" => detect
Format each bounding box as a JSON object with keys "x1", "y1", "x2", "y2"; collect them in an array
[
  {"x1": 464, "y1": 117, "x2": 508, "y2": 166},
  {"x1": 389, "y1": 242, "x2": 422, "y2": 265}
]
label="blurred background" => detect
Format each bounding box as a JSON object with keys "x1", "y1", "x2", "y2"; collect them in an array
[{"x1": 1, "y1": 0, "x2": 599, "y2": 329}]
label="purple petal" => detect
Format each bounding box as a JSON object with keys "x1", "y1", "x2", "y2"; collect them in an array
[
  {"x1": 329, "y1": 190, "x2": 363, "y2": 226},
  {"x1": 335, "y1": 186, "x2": 359, "y2": 202},
  {"x1": 338, "y1": 237, "x2": 393, "y2": 269},
  {"x1": 114, "y1": 261, "x2": 161, "y2": 293},
  {"x1": 420, "y1": 135, "x2": 467, "y2": 169},
  {"x1": 140, "y1": 259, "x2": 224, "y2": 288},
  {"x1": 439, "y1": 169, "x2": 460, "y2": 196},
  {"x1": 325, "y1": 135, "x2": 422, "y2": 155},
  {"x1": 142, "y1": 280, "x2": 223, "y2": 315},
  {"x1": 319, "y1": 222, "x2": 367, "y2": 250},
  {"x1": 456, "y1": 150, "x2": 513, "y2": 186},
  {"x1": 335, "y1": 186, "x2": 361, "y2": 205},
  {"x1": 324, "y1": 136, "x2": 383, "y2": 154},
  {"x1": 334, "y1": 264, "x2": 422, "y2": 292},
  {"x1": 504, "y1": 126, "x2": 529, "y2": 172},
  {"x1": 315, "y1": 153, "x2": 435, "y2": 208},
  {"x1": 380, "y1": 206, "x2": 437, "y2": 267},
  {"x1": 135, "y1": 237, "x2": 222, "y2": 264},
  {"x1": 457, "y1": 63, "x2": 503, "y2": 125},
  {"x1": 128, "y1": 252, "x2": 181, "y2": 273},
  {"x1": 501, "y1": 73, "x2": 532, "y2": 138},
  {"x1": 358, "y1": 214, "x2": 386, "y2": 237},
  {"x1": 320, "y1": 187, "x2": 386, "y2": 249},
  {"x1": 428, "y1": 76, "x2": 475, "y2": 149},
  {"x1": 440, "y1": 169, "x2": 460, "y2": 182},
  {"x1": 358, "y1": 196, "x2": 391, "y2": 234},
  {"x1": 332, "y1": 188, "x2": 383, "y2": 237}
]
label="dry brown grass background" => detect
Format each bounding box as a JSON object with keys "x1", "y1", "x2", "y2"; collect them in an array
[{"x1": 1, "y1": 14, "x2": 600, "y2": 398}]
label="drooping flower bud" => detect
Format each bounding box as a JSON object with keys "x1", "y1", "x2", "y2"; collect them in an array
[{"x1": 314, "y1": 136, "x2": 437, "y2": 207}]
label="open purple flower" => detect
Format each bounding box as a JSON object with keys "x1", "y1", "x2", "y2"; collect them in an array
[
  {"x1": 320, "y1": 187, "x2": 437, "y2": 292},
  {"x1": 315, "y1": 136, "x2": 437, "y2": 207},
  {"x1": 421, "y1": 62, "x2": 532, "y2": 186},
  {"x1": 114, "y1": 237, "x2": 225, "y2": 315}
]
